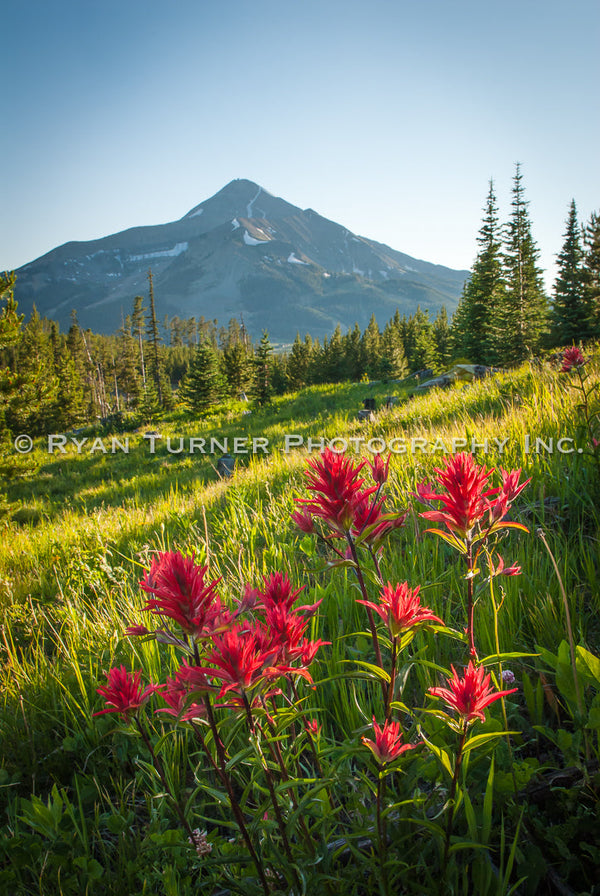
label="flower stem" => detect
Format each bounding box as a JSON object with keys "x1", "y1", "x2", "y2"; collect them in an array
[
  {"x1": 347, "y1": 535, "x2": 384, "y2": 673},
  {"x1": 201, "y1": 698, "x2": 271, "y2": 896},
  {"x1": 134, "y1": 716, "x2": 196, "y2": 844},
  {"x1": 443, "y1": 725, "x2": 467, "y2": 875},
  {"x1": 466, "y1": 539, "x2": 477, "y2": 660},
  {"x1": 377, "y1": 771, "x2": 390, "y2": 896},
  {"x1": 243, "y1": 696, "x2": 301, "y2": 892}
]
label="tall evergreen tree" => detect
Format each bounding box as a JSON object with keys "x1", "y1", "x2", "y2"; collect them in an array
[
  {"x1": 361, "y1": 314, "x2": 381, "y2": 379},
  {"x1": 146, "y1": 269, "x2": 166, "y2": 407},
  {"x1": 252, "y1": 331, "x2": 273, "y2": 405},
  {"x1": 287, "y1": 333, "x2": 312, "y2": 389},
  {"x1": 583, "y1": 211, "x2": 600, "y2": 338},
  {"x1": 454, "y1": 181, "x2": 505, "y2": 364},
  {"x1": 380, "y1": 318, "x2": 407, "y2": 380},
  {"x1": 495, "y1": 164, "x2": 548, "y2": 364},
  {"x1": 179, "y1": 339, "x2": 225, "y2": 413},
  {"x1": 551, "y1": 200, "x2": 588, "y2": 345},
  {"x1": 433, "y1": 306, "x2": 452, "y2": 369}
]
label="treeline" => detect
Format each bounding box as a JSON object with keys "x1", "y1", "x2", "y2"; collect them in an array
[
  {"x1": 0, "y1": 266, "x2": 451, "y2": 435},
  {"x1": 452, "y1": 164, "x2": 600, "y2": 365},
  {"x1": 1, "y1": 165, "x2": 598, "y2": 436}
]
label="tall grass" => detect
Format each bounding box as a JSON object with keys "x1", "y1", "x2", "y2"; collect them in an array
[{"x1": 1, "y1": 355, "x2": 599, "y2": 893}]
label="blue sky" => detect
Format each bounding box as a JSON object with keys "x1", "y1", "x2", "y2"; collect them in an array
[{"x1": 2, "y1": 0, "x2": 599, "y2": 290}]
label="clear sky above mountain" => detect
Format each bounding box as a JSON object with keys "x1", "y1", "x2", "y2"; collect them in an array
[{"x1": 2, "y1": 0, "x2": 599, "y2": 289}]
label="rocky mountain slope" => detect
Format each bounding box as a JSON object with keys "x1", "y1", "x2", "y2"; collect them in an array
[{"x1": 14, "y1": 179, "x2": 468, "y2": 341}]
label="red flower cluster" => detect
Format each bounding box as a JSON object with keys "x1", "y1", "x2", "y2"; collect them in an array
[
  {"x1": 293, "y1": 447, "x2": 405, "y2": 545},
  {"x1": 428, "y1": 661, "x2": 517, "y2": 726},
  {"x1": 95, "y1": 666, "x2": 161, "y2": 719},
  {"x1": 138, "y1": 551, "x2": 227, "y2": 640},
  {"x1": 362, "y1": 717, "x2": 419, "y2": 765},
  {"x1": 357, "y1": 582, "x2": 444, "y2": 640},
  {"x1": 560, "y1": 346, "x2": 586, "y2": 373},
  {"x1": 416, "y1": 452, "x2": 529, "y2": 545}
]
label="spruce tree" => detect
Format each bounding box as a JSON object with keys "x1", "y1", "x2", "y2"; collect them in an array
[
  {"x1": 287, "y1": 333, "x2": 311, "y2": 389},
  {"x1": 433, "y1": 306, "x2": 452, "y2": 369},
  {"x1": 146, "y1": 269, "x2": 169, "y2": 408},
  {"x1": 583, "y1": 211, "x2": 600, "y2": 337},
  {"x1": 454, "y1": 181, "x2": 505, "y2": 364},
  {"x1": 380, "y1": 318, "x2": 407, "y2": 380},
  {"x1": 496, "y1": 164, "x2": 548, "y2": 364},
  {"x1": 252, "y1": 331, "x2": 273, "y2": 406},
  {"x1": 361, "y1": 314, "x2": 381, "y2": 379},
  {"x1": 179, "y1": 339, "x2": 225, "y2": 413},
  {"x1": 551, "y1": 200, "x2": 588, "y2": 345}
]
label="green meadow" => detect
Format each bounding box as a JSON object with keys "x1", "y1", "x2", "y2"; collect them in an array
[{"x1": 1, "y1": 357, "x2": 599, "y2": 895}]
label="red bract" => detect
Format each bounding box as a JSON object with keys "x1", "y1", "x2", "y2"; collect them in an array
[
  {"x1": 156, "y1": 661, "x2": 210, "y2": 722},
  {"x1": 297, "y1": 447, "x2": 374, "y2": 535},
  {"x1": 362, "y1": 717, "x2": 419, "y2": 764},
  {"x1": 258, "y1": 572, "x2": 314, "y2": 614},
  {"x1": 200, "y1": 623, "x2": 280, "y2": 699},
  {"x1": 140, "y1": 551, "x2": 223, "y2": 639},
  {"x1": 94, "y1": 666, "x2": 160, "y2": 719},
  {"x1": 560, "y1": 346, "x2": 586, "y2": 372},
  {"x1": 419, "y1": 453, "x2": 499, "y2": 540},
  {"x1": 370, "y1": 453, "x2": 390, "y2": 486},
  {"x1": 428, "y1": 661, "x2": 517, "y2": 726},
  {"x1": 418, "y1": 453, "x2": 530, "y2": 545},
  {"x1": 358, "y1": 582, "x2": 444, "y2": 640}
]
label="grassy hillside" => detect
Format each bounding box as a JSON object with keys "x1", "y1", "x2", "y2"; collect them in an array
[{"x1": 1, "y1": 355, "x2": 599, "y2": 895}]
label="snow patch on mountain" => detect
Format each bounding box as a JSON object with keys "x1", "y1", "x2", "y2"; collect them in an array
[
  {"x1": 232, "y1": 218, "x2": 240, "y2": 230},
  {"x1": 247, "y1": 186, "x2": 262, "y2": 219},
  {"x1": 243, "y1": 230, "x2": 269, "y2": 246},
  {"x1": 288, "y1": 253, "x2": 308, "y2": 265},
  {"x1": 189, "y1": 208, "x2": 204, "y2": 218},
  {"x1": 130, "y1": 242, "x2": 188, "y2": 261}
]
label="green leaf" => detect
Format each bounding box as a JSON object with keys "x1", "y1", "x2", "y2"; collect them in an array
[
  {"x1": 462, "y1": 731, "x2": 517, "y2": 755},
  {"x1": 350, "y1": 660, "x2": 391, "y2": 684},
  {"x1": 423, "y1": 528, "x2": 467, "y2": 553},
  {"x1": 420, "y1": 731, "x2": 454, "y2": 778},
  {"x1": 576, "y1": 646, "x2": 600, "y2": 687}
]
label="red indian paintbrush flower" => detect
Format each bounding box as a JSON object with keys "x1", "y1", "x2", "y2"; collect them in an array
[
  {"x1": 417, "y1": 453, "x2": 530, "y2": 545},
  {"x1": 418, "y1": 452, "x2": 499, "y2": 540},
  {"x1": 362, "y1": 716, "x2": 419, "y2": 764},
  {"x1": 199, "y1": 623, "x2": 281, "y2": 699},
  {"x1": 370, "y1": 453, "x2": 390, "y2": 486},
  {"x1": 357, "y1": 582, "x2": 444, "y2": 640},
  {"x1": 94, "y1": 666, "x2": 160, "y2": 719},
  {"x1": 156, "y1": 661, "x2": 211, "y2": 722},
  {"x1": 428, "y1": 661, "x2": 517, "y2": 726},
  {"x1": 140, "y1": 551, "x2": 223, "y2": 639},
  {"x1": 560, "y1": 346, "x2": 586, "y2": 373},
  {"x1": 297, "y1": 447, "x2": 375, "y2": 535}
]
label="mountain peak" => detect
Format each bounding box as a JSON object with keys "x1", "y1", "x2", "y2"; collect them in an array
[{"x1": 15, "y1": 179, "x2": 468, "y2": 341}]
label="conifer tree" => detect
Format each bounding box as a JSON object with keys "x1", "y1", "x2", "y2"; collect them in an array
[
  {"x1": 0, "y1": 272, "x2": 24, "y2": 440},
  {"x1": 179, "y1": 339, "x2": 225, "y2": 413},
  {"x1": 252, "y1": 331, "x2": 273, "y2": 405},
  {"x1": 454, "y1": 181, "x2": 505, "y2": 364},
  {"x1": 433, "y1": 306, "x2": 452, "y2": 368},
  {"x1": 146, "y1": 269, "x2": 169, "y2": 408},
  {"x1": 344, "y1": 323, "x2": 363, "y2": 381},
  {"x1": 551, "y1": 200, "x2": 588, "y2": 345},
  {"x1": 495, "y1": 164, "x2": 548, "y2": 364},
  {"x1": 8, "y1": 308, "x2": 59, "y2": 434},
  {"x1": 380, "y1": 318, "x2": 407, "y2": 380},
  {"x1": 583, "y1": 211, "x2": 600, "y2": 337},
  {"x1": 131, "y1": 295, "x2": 147, "y2": 388},
  {"x1": 361, "y1": 314, "x2": 381, "y2": 379},
  {"x1": 287, "y1": 333, "x2": 312, "y2": 389}
]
